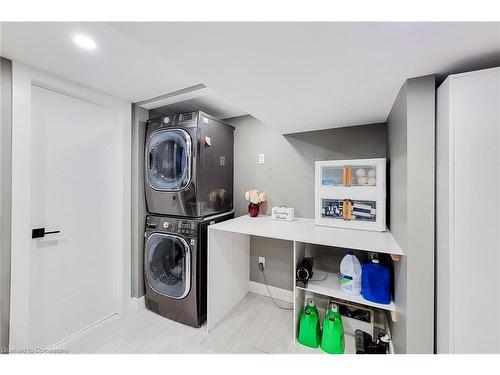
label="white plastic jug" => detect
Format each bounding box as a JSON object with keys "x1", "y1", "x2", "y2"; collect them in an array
[{"x1": 339, "y1": 252, "x2": 362, "y2": 295}]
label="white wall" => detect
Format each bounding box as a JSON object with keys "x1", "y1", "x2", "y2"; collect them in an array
[
  {"x1": 387, "y1": 75, "x2": 436, "y2": 354},
  {"x1": 228, "y1": 115, "x2": 387, "y2": 218},
  {"x1": 0, "y1": 57, "x2": 12, "y2": 353}
]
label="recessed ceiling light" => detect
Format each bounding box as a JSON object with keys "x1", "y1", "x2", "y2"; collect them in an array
[{"x1": 72, "y1": 34, "x2": 97, "y2": 51}]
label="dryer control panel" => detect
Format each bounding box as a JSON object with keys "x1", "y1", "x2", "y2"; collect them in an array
[{"x1": 145, "y1": 215, "x2": 198, "y2": 237}]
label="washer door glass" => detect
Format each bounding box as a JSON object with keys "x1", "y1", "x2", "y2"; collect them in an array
[
  {"x1": 146, "y1": 129, "x2": 191, "y2": 191},
  {"x1": 145, "y1": 233, "x2": 191, "y2": 299}
]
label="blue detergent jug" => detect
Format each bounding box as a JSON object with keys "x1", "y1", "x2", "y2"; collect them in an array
[{"x1": 361, "y1": 258, "x2": 391, "y2": 304}]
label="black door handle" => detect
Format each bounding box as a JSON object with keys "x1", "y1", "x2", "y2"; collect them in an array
[{"x1": 32, "y1": 227, "x2": 61, "y2": 239}]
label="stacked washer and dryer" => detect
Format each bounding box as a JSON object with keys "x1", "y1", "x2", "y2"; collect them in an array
[{"x1": 143, "y1": 111, "x2": 235, "y2": 327}]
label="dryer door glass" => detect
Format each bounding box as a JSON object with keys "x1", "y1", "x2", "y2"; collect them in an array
[
  {"x1": 145, "y1": 233, "x2": 191, "y2": 299},
  {"x1": 147, "y1": 129, "x2": 191, "y2": 191}
]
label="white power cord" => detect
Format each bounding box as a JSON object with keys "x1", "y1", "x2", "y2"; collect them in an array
[{"x1": 259, "y1": 264, "x2": 293, "y2": 311}]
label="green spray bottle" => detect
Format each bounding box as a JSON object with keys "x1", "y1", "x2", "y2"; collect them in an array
[
  {"x1": 298, "y1": 299, "x2": 321, "y2": 348},
  {"x1": 320, "y1": 303, "x2": 345, "y2": 354}
]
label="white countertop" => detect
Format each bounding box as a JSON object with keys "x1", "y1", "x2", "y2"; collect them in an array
[{"x1": 209, "y1": 214, "x2": 404, "y2": 256}]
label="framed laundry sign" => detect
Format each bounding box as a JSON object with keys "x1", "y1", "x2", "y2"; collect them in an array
[{"x1": 271, "y1": 206, "x2": 295, "y2": 221}]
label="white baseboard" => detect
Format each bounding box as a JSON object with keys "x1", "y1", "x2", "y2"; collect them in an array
[
  {"x1": 248, "y1": 281, "x2": 293, "y2": 304},
  {"x1": 129, "y1": 295, "x2": 146, "y2": 313}
]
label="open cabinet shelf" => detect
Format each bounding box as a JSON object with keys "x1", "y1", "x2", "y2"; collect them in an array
[
  {"x1": 294, "y1": 284, "x2": 397, "y2": 354},
  {"x1": 296, "y1": 271, "x2": 396, "y2": 313},
  {"x1": 293, "y1": 283, "x2": 396, "y2": 355}
]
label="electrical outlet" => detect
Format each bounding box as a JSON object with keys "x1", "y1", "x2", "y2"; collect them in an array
[
  {"x1": 258, "y1": 153, "x2": 265, "y2": 165},
  {"x1": 258, "y1": 256, "x2": 266, "y2": 269}
]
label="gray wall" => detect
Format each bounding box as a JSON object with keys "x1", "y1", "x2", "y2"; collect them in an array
[
  {"x1": 228, "y1": 115, "x2": 387, "y2": 218},
  {"x1": 387, "y1": 75, "x2": 435, "y2": 354},
  {"x1": 226, "y1": 115, "x2": 387, "y2": 290},
  {"x1": 249, "y1": 237, "x2": 294, "y2": 290},
  {"x1": 131, "y1": 104, "x2": 148, "y2": 298},
  {"x1": 0, "y1": 57, "x2": 12, "y2": 353}
]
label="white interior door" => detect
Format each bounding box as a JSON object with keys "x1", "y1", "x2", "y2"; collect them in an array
[{"x1": 26, "y1": 85, "x2": 120, "y2": 349}]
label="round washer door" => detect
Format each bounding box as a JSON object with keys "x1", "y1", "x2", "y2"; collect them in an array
[
  {"x1": 146, "y1": 128, "x2": 192, "y2": 191},
  {"x1": 145, "y1": 233, "x2": 191, "y2": 299}
]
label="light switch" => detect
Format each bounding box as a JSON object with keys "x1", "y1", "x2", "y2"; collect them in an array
[{"x1": 258, "y1": 153, "x2": 265, "y2": 165}]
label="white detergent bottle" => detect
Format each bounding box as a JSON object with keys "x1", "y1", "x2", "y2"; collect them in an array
[{"x1": 339, "y1": 251, "x2": 362, "y2": 295}]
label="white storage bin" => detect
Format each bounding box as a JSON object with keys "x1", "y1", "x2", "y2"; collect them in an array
[
  {"x1": 317, "y1": 158, "x2": 386, "y2": 190},
  {"x1": 315, "y1": 158, "x2": 386, "y2": 232}
]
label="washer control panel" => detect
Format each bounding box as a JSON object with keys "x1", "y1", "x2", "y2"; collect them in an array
[
  {"x1": 178, "y1": 220, "x2": 196, "y2": 236},
  {"x1": 146, "y1": 112, "x2": 199, "y2": 133}
]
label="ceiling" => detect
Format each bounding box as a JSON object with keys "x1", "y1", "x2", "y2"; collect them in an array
[
  {"x1": 0, "y1": 22, "x2": 204, "y2": 102},
  {"x1": 2, "y1": 22, "x2": 500, "y2": 133}
]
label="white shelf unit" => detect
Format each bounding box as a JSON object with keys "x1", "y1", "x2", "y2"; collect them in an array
[
  {"x1": 296, "y1": 271, "x2": 396, "y2": 313},
  {"x1": 208, "y1": 214, "x2": 401, "y2": 354},
  {"x1": 293, "y1": 240, "x2": 397, "y2": 355}
]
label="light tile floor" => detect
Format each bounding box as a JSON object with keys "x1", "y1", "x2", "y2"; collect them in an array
[{"x1": 51, "y1": 292, "x2": 323, "y2": 354}]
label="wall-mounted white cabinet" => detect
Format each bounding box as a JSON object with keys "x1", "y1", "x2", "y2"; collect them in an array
[
  {"x1": 315, "y1": 159, "x2": 386, "y2": 231},
  {"x1": 437, "y1": 67, "x2": 500, "y2": 354}
]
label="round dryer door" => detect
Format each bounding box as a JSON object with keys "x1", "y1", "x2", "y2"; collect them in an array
[
  {"x1": 146, "y1": 128, "x2": 192, "y2": 191},
  {"x1": 145, "y1": 233, "x2": 191, "y2": 299}
]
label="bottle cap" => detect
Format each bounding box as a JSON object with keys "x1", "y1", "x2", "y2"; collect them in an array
[
  {"x1": 307, "y1": 299, "x2": 315, "y2": 307},
  {"x1": 372, "y1": 258, "x2": 380, "y2": 264}
]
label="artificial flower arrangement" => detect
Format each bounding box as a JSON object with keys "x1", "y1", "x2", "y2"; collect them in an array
[{"x1": 244, "y1": 189, "x2": 267, "y2": 217}]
